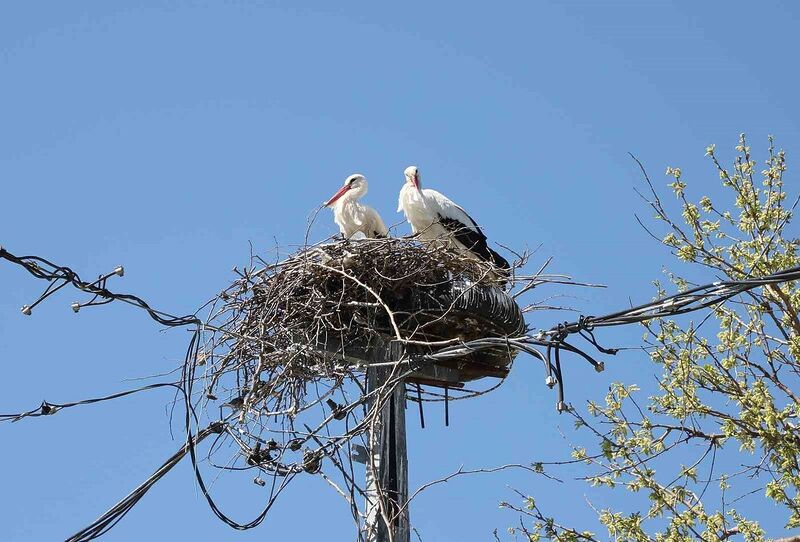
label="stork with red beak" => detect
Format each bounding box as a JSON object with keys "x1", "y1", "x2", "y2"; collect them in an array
[
  {"x1": 325, "y1": 174, "x2": 388, "y2": 239},
  {"x1": 398, "y1": 166, "x2": 509, "y2": 270}
]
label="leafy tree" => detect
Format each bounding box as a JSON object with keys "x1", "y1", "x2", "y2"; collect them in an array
[{"x1": 505, "y1": 135, "x2": 800, "y2": 541}]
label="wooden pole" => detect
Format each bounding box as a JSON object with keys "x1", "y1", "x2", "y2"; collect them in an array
[{"x1": 365, "y1": 341, "x2": 409, "y2": 542}]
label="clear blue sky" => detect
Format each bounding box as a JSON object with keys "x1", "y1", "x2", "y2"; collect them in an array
[{"x1": 1, "y1": 2, "x2": 798, "y2": 540}]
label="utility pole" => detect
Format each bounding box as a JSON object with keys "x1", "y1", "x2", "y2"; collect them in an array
[{"x1": 364, "y1": 341, "x2": 409, "y2": 542}]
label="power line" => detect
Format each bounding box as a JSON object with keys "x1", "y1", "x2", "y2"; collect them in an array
[
  {"x1": 3, "y1": 244, "x2": 799, "y2": 538},
  {"x1": 0, "y1": 246, "x2": 199, "y2": 327},
  {"x1": 422, "y1": 264, "x2": 800, "y2": 410}
]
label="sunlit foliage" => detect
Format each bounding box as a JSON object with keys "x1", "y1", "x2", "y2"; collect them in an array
[{"x1": 506, "y1": 136, "x2": 799, "y2": 541}]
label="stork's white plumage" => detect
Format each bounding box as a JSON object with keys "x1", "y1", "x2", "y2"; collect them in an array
[
  {"x1": 397, "y1": 166, "x2": 509, "y2": 270},
  {"x1": 325, "y1": 174, "x2": 388, "y2": 239}
]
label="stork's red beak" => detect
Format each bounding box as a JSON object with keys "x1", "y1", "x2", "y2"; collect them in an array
[
  {"x1": 325, "y1": 184, "x2": 351, "y2": 207},
  {"x1": 413, "y1": 173, "x2": 420, "y2": 190}
]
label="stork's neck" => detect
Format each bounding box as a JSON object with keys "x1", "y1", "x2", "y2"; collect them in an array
[
  {"x1": 332, "y1": 191, "x2": 365, "y2": 218},
  {"x1": 341, "y1": 184, "x2": 367, "y2": 204},
  {"x1": 401, "y1": 182, "x2": 426, "y2": 204}
]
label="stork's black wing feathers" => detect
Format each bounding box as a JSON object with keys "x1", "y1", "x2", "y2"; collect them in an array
[
  {"x1": 449, "y1": 203, "x2": 486, "y2": 237},
  {"x1": 437, "y1": 215, "x2": 510, "y2": 271},
  {"x1": 438, "y1": 215, "x2": 486, "y2": 248}
]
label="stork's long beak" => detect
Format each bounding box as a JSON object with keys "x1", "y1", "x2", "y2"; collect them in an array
[
  {"x1": 325, "y1": 184, "x2": 350, "y2": 207},
  {"x1": 413, "y1": 173, "x2": 420, "y2": 190}
]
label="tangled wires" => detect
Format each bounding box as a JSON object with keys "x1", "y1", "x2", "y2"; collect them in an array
[
  {"x1": 7, "y1": 238, "x2": 792, "y2": 540},
  {"x1": 425, "y1": 264, "x2": 800, "y2": 411},
  {"x1": 0, "y1": 239, "x2": 535, "y2": 540},
  {"x1": 192, "y1": 237, "x2": 527, "y2": 512}
]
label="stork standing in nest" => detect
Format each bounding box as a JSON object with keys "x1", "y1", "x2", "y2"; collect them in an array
[
  {"x1": 397, "y1": 165, "x2": 510, "y2": 270},
  {"x1": 325, "y1": 174, "x2": 388, "y2": 239}
]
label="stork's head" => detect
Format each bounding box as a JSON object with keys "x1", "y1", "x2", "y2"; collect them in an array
[
  {"x1": 403, "y1": 166, "x2": 420, "y2": 190},
  {"x1": 325, "y1": 174, "x2": 367, "y2": 207}
]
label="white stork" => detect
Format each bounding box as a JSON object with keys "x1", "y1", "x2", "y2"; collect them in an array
[
  {"x1": 325, "y1": 173, "x2": 388, "y2": 239},
  {"x1": 397, "y1": 165, "x2": 509, "y2": 270}
]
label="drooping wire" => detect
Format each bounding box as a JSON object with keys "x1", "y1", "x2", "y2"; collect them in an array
[
  {"x1": 66, "y1": 421, "x2": 226, "y2": 542},
  {"x1": 0, "y1": 382, "x2": 184, "y2": 423}
]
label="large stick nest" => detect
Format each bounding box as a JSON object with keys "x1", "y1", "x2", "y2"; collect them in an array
[
  {"x1": 206, "y1": 237, "x2": 523, "y2": 391},
  {"x1": 196, "y1": 237, "x2": 525, "y2": 479},
  {"x1": 0, "y1": 240, "x2": 582, "y2": 538}
]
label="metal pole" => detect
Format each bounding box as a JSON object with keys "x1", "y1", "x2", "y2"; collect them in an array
[{"x1": 365, "y1": 341, "x2": 409, "y2": 542}]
